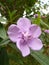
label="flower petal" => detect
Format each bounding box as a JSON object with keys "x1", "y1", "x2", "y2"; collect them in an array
[
  {"x1": 28, "y1": 38, "x2": 43, "y2": 50},
  {"x1": 16, "y1": 39, "x2": 30, "y2": 57},
  {"x1": 29, "y1": 24, "x2": 41, "y2": 38},
  {"x1": 44, "y1": 30, "x2": 49, "y2": 34},
  {"x1": 17, "y1": 17, "x2": 31, "y2": 32},
  {"x1": 7, "y1": 24, "x2": 21, "y2": 42}
]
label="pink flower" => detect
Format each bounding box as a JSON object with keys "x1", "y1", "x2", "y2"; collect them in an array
[
  {"x1": 7, "y1": 17, "x2": 43, "y2": 57},
  {"x1": 44, "y1": 30, "x2": 49, "y2": 34}
]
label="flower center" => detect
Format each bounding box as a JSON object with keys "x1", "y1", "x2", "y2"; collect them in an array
[{"x1": 22, "y1": 32, "x2": 31, "y2": 41}]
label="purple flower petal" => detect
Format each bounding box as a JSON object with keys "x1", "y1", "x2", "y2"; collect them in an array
[
  {"x1": 7, "y1": 24, "x2": 22, "y2": 42},
  {"x1": 16, "y1": 39, "x2": 30, "y2": 57},
  {"x1": 29, "y1": 24, "x2": 41, "y2": 38},
  {"x1": 17, "y1": 17, "x2": 31, "y2": 32},
  {"x1": 28, "y1": 38, "x2": 43, "y2": 50},
  {"x1": 44, "y1": 30, "x2": 49, "y2": 34}
]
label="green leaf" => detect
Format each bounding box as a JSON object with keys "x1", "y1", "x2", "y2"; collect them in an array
[
  {"x1": 31, "y1": 51, "x2": 49, "y2": 65},
  {"x1": 8, "y1": 9, "x2": 17, "y2": 20},
  {"x1": 0, "y1": 47, "x2": 9, "y2": 65},
  {"x1": 0, "y1": 23, "x2": 7, "y2": 39},
  {"x1": 40, "y1": 20, "x2": 49, "y2": 28},
  {"x1": 0, "y1": 39, "x2": 10, "y2": 46}
]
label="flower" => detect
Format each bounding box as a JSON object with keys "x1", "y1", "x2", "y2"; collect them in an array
[
  {"x1": 44, "y1": 30, "x2": 49, "y2": 34},
  {"x1": 7, "y1": 17, "x2": 43, "y2": 57},
  {"x1": 34, "y1": 14, "x2": 38, "y2": 18}
]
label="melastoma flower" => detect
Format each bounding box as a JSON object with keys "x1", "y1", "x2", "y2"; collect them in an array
[
  {"x1": 44, "y1": 30, "x2": 49, "y2": 34},
  {"x1": 7, "y1": 17, "x2": 43, "y2": 57}
]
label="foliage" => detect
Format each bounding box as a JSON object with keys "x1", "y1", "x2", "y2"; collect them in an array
[{"x1": 0, "y1": 0, "x2": 49, "y2": 65}]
